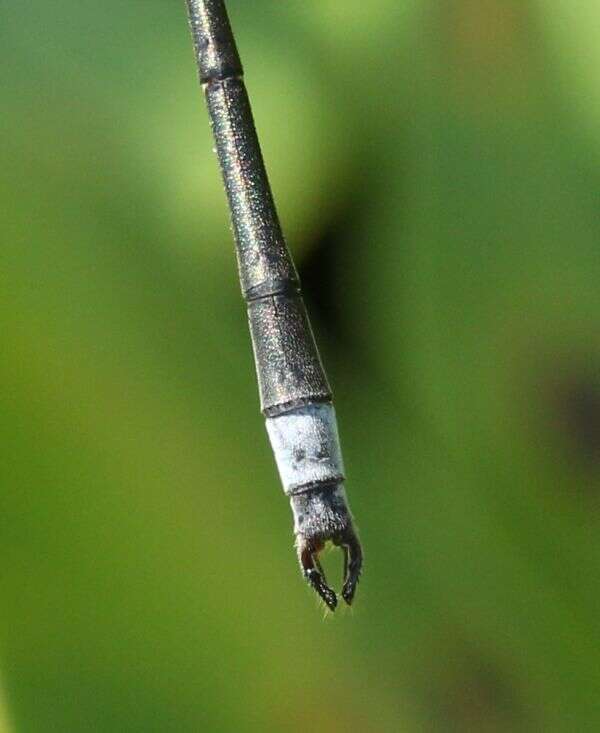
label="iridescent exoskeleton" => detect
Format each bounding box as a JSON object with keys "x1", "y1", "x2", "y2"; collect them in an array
[{"x1": 185, "y1": 0, "x2": 362, "y2": 610}]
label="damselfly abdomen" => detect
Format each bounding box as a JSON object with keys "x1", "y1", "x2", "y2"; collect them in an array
[{"x1": 185, "y1": 0, "x2": 362, "y2": 611}]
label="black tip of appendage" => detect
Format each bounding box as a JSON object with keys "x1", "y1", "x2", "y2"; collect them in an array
[
  {"x1": 338, "y1": 527, "x2": 363, "y2": 607},
  {"x1": 341, "y1": 573, "x2": 359, "y2": 606},
  {"x1": 298, "y1": 538, "x2": 337, "y2": 611},
  {"x1": 306, "y1": 567, "x2": 338, "y2": 612}
]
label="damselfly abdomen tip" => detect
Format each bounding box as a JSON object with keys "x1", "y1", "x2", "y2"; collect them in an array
[
  {"x1": 185, "y1": 0, "x2": 363, "y2": 610},
  {"x1": 292, "y1": 487, "x2": 362, "y2": 610}
]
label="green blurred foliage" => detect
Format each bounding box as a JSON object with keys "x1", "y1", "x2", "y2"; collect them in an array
[{"x1": 2, "y1": 1, "x2": 600, "y2": 730}]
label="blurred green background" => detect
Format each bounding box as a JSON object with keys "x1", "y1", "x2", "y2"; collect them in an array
[{"x1": 2, "y1": 1, "x2": 600, "y2": 730}]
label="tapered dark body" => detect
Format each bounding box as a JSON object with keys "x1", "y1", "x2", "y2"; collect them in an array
[
  {"x1": 185, "y1": 0, "x2": 362, "y2": 610},
  {"x1": 187, "y1": 0, "x2": 330, "y2": 416}
]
